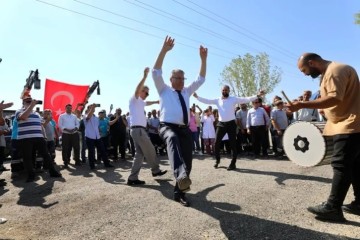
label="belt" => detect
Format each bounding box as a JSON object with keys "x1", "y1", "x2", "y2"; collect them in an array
[
  {"x1": 160, "y1": 122, "x2": 188, "y2": 129},
  {"x1": 250, "y1": 125, "x2": 265, "y2": 128},
  {"x1": 130, "y1": 126, "x2": 146, "y2": 129}
]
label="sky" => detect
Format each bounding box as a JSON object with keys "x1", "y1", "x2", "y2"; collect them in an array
[{"x1": 1, "y1": 0, "x2": 359, "y2": 116}]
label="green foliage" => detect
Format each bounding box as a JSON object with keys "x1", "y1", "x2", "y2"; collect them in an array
[
  {"x1": 220, "y1": 53, "x2": 282, "y2": 100},
  {"x1": 355, "y1": 13, "x2": 360, "y2": 25}
]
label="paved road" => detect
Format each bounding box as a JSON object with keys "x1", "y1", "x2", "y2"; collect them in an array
[{"x1": 0, "y1": 152, "x2": 358, "y2": 239}]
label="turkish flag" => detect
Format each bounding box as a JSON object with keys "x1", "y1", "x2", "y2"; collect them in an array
[{"x1": 44, "y1": 79, "x2": 89, "y2": 123}]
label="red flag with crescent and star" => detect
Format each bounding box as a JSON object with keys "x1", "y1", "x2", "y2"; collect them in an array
[{"x1": 44, "y1": 79, "x2": 89, "y2": 123}]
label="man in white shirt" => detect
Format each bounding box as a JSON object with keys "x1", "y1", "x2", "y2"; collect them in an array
[
  {"x1": 246, "y1": 98, "x2": 270, "y2": 158},
  {"x1": 193, "y1": 86, "x2": 264, "y2": 170},
  {"x1": 127, "y1": 67, "x2": 167, "y2": 185},
  {"x1": 58, "y1": 104, "x2": 80, "y2": 168},
  {"x1": 152, "y1": 36, "x2": 207, "y2": 207}
]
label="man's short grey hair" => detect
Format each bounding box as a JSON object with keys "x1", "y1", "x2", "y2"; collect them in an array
[{"x1": 171, "y1": 69, "x2": 185, "y2": 75}]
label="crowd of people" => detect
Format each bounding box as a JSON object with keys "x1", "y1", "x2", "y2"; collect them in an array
[{"x1": 1, "y1": 37, "x2": 359, "y2": 223}]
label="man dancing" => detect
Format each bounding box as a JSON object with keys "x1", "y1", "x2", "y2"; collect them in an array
[
  {"x1": 127, "y1": 67, "x2": 167, "y2": 185},
  {"x1": 152, "y1": 36, "x2": 207, "y2": 206}
]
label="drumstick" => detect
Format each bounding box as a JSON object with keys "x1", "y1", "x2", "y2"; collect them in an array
[{"x1": 281, "y1": 90, "x2": 292, "y2": 105}]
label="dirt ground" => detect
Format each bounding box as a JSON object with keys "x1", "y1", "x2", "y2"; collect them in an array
[{"x1": 0, "y1": 151, "x2": 359, "y2": 240}]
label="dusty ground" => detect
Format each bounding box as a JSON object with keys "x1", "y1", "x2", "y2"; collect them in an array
[{"x1": 0, "y1": 151, "x2": 359, "y2": 240}]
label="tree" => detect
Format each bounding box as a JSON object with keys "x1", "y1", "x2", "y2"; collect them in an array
[
  {"x1": 220, "y1": 53, "x2": 282, "y2": 100},
  {"x1": 355, "y1": 13, "x2": 360, "y2": 25}
]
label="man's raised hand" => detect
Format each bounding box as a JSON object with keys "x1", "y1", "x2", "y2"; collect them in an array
[
  {"x1": 144, "y1": 67, "x2": 150, "y2": 78},
  {"x1": 199, "y1": 45, "x2": 208, "y2": 61},
  {"x1": 0, "y1": 101, "x2": 13, "y2": 110},
  {"x1": 162, "y1": 36, "x2": 175, "y2": 52}
]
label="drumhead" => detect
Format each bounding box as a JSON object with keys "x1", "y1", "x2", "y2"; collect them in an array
[{"x1": 283, "y1": 121, "x2": 326, "y2": 167}]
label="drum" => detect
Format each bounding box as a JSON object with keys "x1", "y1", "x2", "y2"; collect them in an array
[{"x1": 283, "y1": 121, "x2": 333, "y2": 167}]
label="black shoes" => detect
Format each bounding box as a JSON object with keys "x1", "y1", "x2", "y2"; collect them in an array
[
  {"x1": 174, "y1": 195, "x2": 190, "y2": 207},
  {"x1": 26, "y1": 173, "x2": 36, "y2": 183},
  {"x1": 127, "y1": 179, "x2": 145, "y2": 185},
  {"x1": 214, "y1": 160, "x2": 219, "y2": 169},
  {"x1": 342, "y1": 201, "x2": 360, "y2": 216},
  {"x1": 104, "y1": 163, "x2": 114, "y2": 168},
  {"x1": 49, "y1": 170, "x2": 62, "y2": 178},
  {"x1": 178, "y1": 176, "x2": 192, "y2": 191},
  {"x1": 227, "y1": 164, "x2": 236, "y2": 171},
  {"x1": 307, "y1": 202, "x2": 346, "y2": 222},
  {"x1": 152, "y1": 170, "x2": 167, "y2": 177}
]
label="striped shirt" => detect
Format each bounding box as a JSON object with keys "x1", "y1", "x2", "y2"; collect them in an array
[{"x1": 15, "y1": 109, "x2": 43, "y2": 139}]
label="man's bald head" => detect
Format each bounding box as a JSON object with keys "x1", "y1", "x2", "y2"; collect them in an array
[
  {"x1": 298, "y1": 53, "x2": 323, "y2": 65},
  {"x1": 297, "y1": 53, "x2": 325, "y2": 79}
]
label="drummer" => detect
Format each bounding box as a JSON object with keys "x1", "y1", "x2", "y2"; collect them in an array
[{"x1": 287, "y1": 53, "x2": 360, "y2": 222}]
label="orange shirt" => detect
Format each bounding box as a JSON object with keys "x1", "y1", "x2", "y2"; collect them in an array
[{"x1": 320, "y1": 62, "x2": 360, "y2": 136}]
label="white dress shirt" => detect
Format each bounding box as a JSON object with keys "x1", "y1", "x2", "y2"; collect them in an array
[
  {"x1": 246, "y1": 107, "x2": 270, "y2": 128},
  {"x1": 58, "y1": 113, "x2": 79, "y2": 134},
  {"x1": 197, "y1": 96, "x2": 257, "y2": 122},
  {"x1": 129, "y1": 95, "x2": 147, "y2": 127},
  {"x1": 152, "y1": 69, "x2": 205, "y2": 125}
]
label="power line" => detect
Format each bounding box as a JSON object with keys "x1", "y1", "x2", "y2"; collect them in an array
[
  {"x1": 131, "y1": 0, "x2": 261, "y2": 53},
  {"x1": 73, "y1": 0, "x2": 238, "y2": 58},
  {"x1": 34, "y1": 0, "x2": 299, "y2": 76},
  {"x1": 34, "y1": 0, "x2": 230, "y2": 60},
  {"x1": 182, "y1": 0, "x2": 298, "y2": 59},
  {"x1": 128, "y1": 0, "x2": 297, "y2": 67}
]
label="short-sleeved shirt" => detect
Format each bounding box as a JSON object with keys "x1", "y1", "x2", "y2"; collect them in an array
[
  {"x1": 98, "y1": 118, "x2": 109, "y2": 137},
  {"x1": 320, "y1": 62, "x2": 360, "y2": 135},
  {"x1": 129, "y1": 95, "x2": 147, "y2": 127},
  {"x1": 15, "y1": 109, "x2": 43, "y2": 140},
  {"x1": 235, "y1": 109, "x2": 248, "y2": 129},
  {"x1": 43, "y1": 120, "x2": 56, "y2": 142},
  {"x1": 271, "y1": 109, "x2": 288, "y2": 130}
]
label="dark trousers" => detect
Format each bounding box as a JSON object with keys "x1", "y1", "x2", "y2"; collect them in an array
[
  {"x1": 191, "y1": 131, "x2": 201, "y2": 151},
  {"x1": 97, "y1": 135, "x2": 109, "y2": 160},
  {"x1": 62, "y1": 133, "x2": 80, "y2": 164},
  {"x1": 18, "y1": 137, "x2": 56, "y2": 176},
  {"x1": 0, "y1": 146, "x2": 5, "y2": 166},
  {"x1": 10, "y1": 139, "x2": 23, "y2": 172},
  {"x1": 46, "y1": 140, "x2": 56, "y2": 162},
  {"x1": 327, "y1": 133, "x2": 360, "y2": 208},
  {"x1": 111, "y1": 131, "x2": 126, "y2": 159},
  {"x1": 271, "y1": 129, "x2": 285, "y2": 154},
  {"x1": 86, "y1": 137, "x2": 110, "y2": 169},
  {"x1": 159, "y1": 123, "x2": 192, "y2": 197},
  {"x1": 214, "y1": 120, "x2": 237, "y2": 164},
  {"x1": 80, "y1": 132, "x2": 87, "y2": 161},
  {"x1": 236, "y1": 130, "x2": 251, "y2": 153},
  {"x1": 127, "y1": 131, "x2": 135, "y2": 157},
  {"x1": 250, "y1": 125, "x2": 268, "y2": 156},
  {"x1": 149, "y1": 133, "x2": 165, "y2": 154}
]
